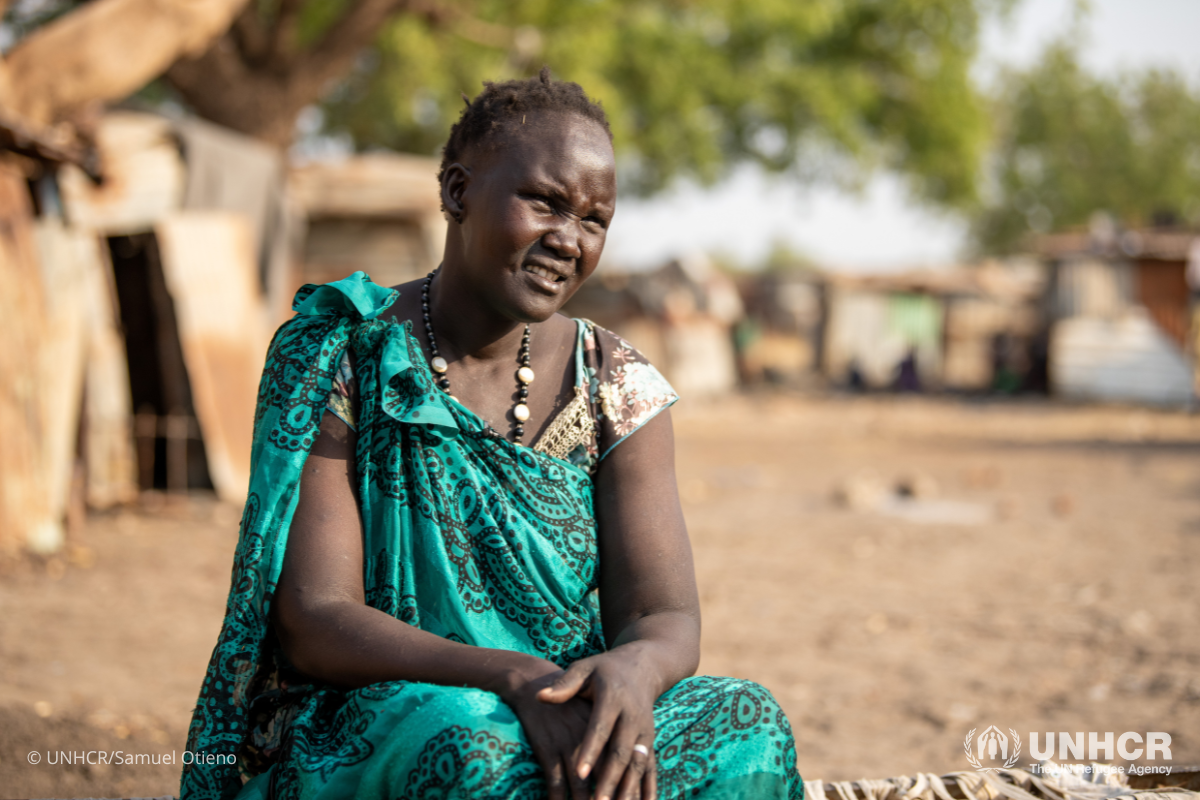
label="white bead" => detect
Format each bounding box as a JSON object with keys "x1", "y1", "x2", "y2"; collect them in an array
[
  {"x1": 513, "y1": 403, "x2": 530, "y2": 422},
  {"x1": 431, "y1": 356, "x2": 448, "y2": 373},
  {"x1": 517, "y1": 366, "x2": 535, "y2": 384}
]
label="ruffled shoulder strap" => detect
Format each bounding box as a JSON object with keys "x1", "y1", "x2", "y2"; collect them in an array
[
  {"x1": 578, "y1": 321, "x2": 678, "y2": 461},
  {"x1": 292, "y1": 270, "x2": 399, "y2": 320}
]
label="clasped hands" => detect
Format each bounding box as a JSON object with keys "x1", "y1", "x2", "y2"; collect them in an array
[{"x1": 499, "y1": 645, "x2": 662, "y2": 800}]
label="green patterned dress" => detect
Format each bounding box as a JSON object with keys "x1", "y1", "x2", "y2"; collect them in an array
[{"x1": 181, "y1": 273, "x2": 803, "y2": 800}]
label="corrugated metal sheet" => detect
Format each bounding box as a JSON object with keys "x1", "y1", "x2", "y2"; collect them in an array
[
  {"x1": 1051, "y1": 309, "x2": 1193, "y2": 406},
  {"x1": 663, "y1": 318, "x2": 739, "y2": 398},
  {"x1": 289, "y1": 154, "x2": 447, "y2": 305},
  {"x1": 942, "y1": 297, "x2": 1041, "y2": 391},
  {"x1": 58, "y1": 113, "x2": 186, "y2": 234},
  {"x1": 290, "y1": 153, "x2": 443, "y2": 218},
  {"x1": 1054, "y1": 258, "x2": 1133, "y2": 319},
  {"x1": 31, "y1": 220, "x2": 92, "y2": 551},
  {"x1": 155, "y1": 212, "x2": 271, "y2": 502},
  {"x1": 303, "y1": 217, "x2": 434, "y2": 288},
  {"x1": 83, "y1": 242, "x2": 138, "y2": 509},
  {"x1": 0, "y1": 165, "x2": 55, "y2": 554},
  {"x1": 1135, "y1": 259, "x2": 1189, "y2": 347},
  {"x1": 1037, "y1": 229, "x2": 1197, "y2": 261}
]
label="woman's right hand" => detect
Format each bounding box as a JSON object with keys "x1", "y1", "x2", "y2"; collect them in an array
[{"x1": 493, "y1": 659, "x2": 594, "y2": 800}]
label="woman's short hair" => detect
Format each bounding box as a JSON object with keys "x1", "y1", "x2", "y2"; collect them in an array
[{"x1": 438, "y1": 66, "x2": 612, "y2": 188}]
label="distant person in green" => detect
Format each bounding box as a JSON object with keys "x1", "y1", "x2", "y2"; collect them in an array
[{"x1": 183, "y1": 69, "x2": 803, "y2": 800}]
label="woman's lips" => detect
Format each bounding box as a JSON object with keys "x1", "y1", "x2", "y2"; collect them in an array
[{"x1": 522, "y1": 263, "x2": 566, "y2": 292}]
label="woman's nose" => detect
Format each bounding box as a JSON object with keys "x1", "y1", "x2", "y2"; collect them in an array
[{"x1": 542, "y1": 220, "x2": 583, "y2": 259}]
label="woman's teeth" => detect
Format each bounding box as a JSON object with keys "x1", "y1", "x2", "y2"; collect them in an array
[{"x1": 525, "y1": 265, "x2": 563, "y2": 282}]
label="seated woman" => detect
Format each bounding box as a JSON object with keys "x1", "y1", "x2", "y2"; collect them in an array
[{"x1": 182, "y1": 70, "x2": 803, "y2": 800}]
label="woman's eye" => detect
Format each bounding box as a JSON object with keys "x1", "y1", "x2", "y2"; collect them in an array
[{"x1": 527, "y1": 195, "x2": 554, "y2": 211}]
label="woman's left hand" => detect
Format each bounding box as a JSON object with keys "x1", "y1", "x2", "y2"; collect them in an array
[{"x1": 536, "y1": 643, "x2": 663, "y2": 800}]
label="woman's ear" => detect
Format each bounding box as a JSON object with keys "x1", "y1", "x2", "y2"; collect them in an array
[{"x1": 441, "y1": 163, "x2": 470, "y2": 224}]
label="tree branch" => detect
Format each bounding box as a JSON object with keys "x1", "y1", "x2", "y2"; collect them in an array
[
  {"x1": 4, "y1": 0, "x2": 251, "y2": 127},
  {"x1": 298, "y1": 0, "x2": 511, "y2": 89},
  {"x1": 296, "y1": 0, "x2": 424, "y2": 90},
  {"x1": 166, "y1": 0, "x2": 518, "y2": 147},
  {"x1": 230, "y1": 4, "x2": 271, "y2": 65},
  {"x1": 268, "y1": 0, "x2": 308, "y2": 63}
]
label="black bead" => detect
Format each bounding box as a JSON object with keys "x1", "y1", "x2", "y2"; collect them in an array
[
  {"x1": 514, "y1": 426, "x2": 524, "y2": 436},
  {"x1": 518, "y1": 388, "x2": 529, "y2": 398},
  {"x1": 438, "y1": 378, "x2": 450, "y2": 389}
]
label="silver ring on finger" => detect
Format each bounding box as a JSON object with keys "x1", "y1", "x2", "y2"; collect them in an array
[{"x1": 632, "y1": 743, "x2": 651, "y2": 758}]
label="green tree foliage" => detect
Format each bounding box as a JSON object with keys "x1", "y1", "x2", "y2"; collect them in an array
[
  {"x1": 971, "y1": 41, "x2": 1200, "y2": 253},
  {"x1": 319, "y1": 0, "x2": 997, "y2": 204}
]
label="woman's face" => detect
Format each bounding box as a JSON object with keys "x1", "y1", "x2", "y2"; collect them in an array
[{"x1": 443, "y1": 112, "x2": 617, "y2": 323}]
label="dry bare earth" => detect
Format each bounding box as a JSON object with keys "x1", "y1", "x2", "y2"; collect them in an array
[
  {"x1": 677, "y1": 395, "x2": 1200, "y2": 781},
  {"x1": 1, "y1": 395, "x2": 1198, "y2": 798}
]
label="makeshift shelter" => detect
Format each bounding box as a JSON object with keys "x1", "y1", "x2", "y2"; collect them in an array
[
  {"x1": 563, "y1": 253, "x2": 743, "y2": 398},
  {"x1": 1036, "y1": 227, "x2": 1197, "y2": 406},
  {"x1": 56, "y1": 112, "x2": 284, "y2": 506},
  {"x1": 821, "y1": 266, "x2": 1044, "y2": 392},
  {"x1": 0, "y1": 114, "x2": 135, "y2": 554},
  {"x1": 288, "y1": 152, "x2": 445, "y2": 295},
  {"x1": 734, "y1": 271, "x2": 825, "y2": 384},
  {"x1": 0, "y1": 108, "x2": 451, "y2": 553},
  {"x1": 822, "y1": 272, "x2": 950, "y2": 390},
  {"x1": 0, "y1": 110, "x2": 294, "y2": 554}
]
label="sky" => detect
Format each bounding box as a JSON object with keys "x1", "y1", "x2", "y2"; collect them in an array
[{"x1": 602, "y1": 0, "x2": 1200, "y2": 273}]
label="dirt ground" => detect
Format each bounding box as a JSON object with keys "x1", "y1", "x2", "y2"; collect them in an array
[{"x1": 2, "y1": 394, "x2": 1198, "y2": 798}]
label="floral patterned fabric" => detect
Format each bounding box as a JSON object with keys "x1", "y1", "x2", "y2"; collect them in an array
[
  {"x1": 324, "y1": 319, "x2": 678, "y2": 475},
  {"x1": 182, "y1": 273, "x2": 802, "y2": 800}
]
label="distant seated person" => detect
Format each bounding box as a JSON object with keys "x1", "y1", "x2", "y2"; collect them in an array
[
  {"x1": 893, "y1": 348, "x2": 921, "y2": 393},
  {"x1": 182, "y1": 70, "x2": 803, "y2": 800}
]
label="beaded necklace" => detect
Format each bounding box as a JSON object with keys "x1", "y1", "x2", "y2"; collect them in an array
[{"x1": 421, "y1": 270, "x2": 535, "y2": 444}]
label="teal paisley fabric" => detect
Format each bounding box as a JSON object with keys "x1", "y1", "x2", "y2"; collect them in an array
[{"x1": 181, "y1": 272, "x2": 803, "y2": 800}]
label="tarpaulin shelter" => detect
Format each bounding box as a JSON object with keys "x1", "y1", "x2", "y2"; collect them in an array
[
  {"x1": 0, "y1": 108, "x2": 445, "y2": 554},
  {"x1": 820, "y1": 264, "x2": 1045, "y2": 392},
  {"x1": 563, "y1": 253, "x2": 744, "y2": 398},
  {"x1": 1036, "y1": 227, "x2": 1198, "y2": 406}
]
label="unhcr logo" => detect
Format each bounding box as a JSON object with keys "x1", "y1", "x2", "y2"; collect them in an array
[
  {"x1": 963, "y1": 729, "x2": 1173, "y2": 773},
  {"x1": 964, "y1": 726, "x2": 1022, "y2": 771}
]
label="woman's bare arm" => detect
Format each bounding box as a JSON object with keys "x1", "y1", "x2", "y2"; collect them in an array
[
  {"x1": 272, "y1": 410, "x2": 553, "y2": 694},
  {"x1": 537, "y1": 408, "x2": 701, "y2": 800},
  {"x1": 593, "y1": 408, "x2": 701, "y2": 685}
]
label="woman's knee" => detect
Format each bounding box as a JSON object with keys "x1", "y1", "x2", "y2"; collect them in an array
[
  {"x1": 660, "y1": 676, "x2": 793, "y2": 739},
  {"x1": 715, "y1": 678, "x2": 790, "y2": 736},
  {"x1": 376, "y1": 686, "x2": 537, "y2": 796}
]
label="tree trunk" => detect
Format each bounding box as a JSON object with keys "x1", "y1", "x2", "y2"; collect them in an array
[
  {"x1": 3, "y1": 0, "x2": 251, "y2": 128},
  {"x1": 165, "y1": 0, "x2": 425, "y2": 147},
  {"x1": 165, "y1": 0, "x2": 505, "y2": 148},
  {"x1": 164, "y1": 46, "x2": 327, "y2": 148}
]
